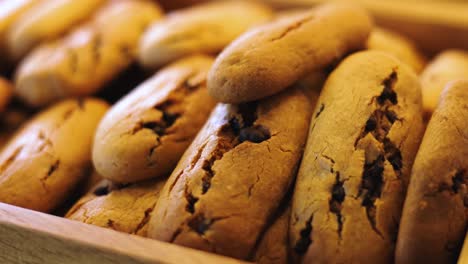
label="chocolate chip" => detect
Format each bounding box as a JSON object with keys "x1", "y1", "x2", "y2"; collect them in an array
[
  {"x1": 365, "y1": 115, "x2": 377, "y2": 132},
  {"x1": 93, "y1": 185, "x2": 109, "y2": 196},
  {"x1": 188, "y1": 214, "x2": 213, "y2": 235},
  {"x1": 239, "y1": 125, "x2": 271, "y2": 143}
]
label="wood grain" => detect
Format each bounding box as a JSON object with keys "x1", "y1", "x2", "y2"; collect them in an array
[
  {"x1": 263, "y1": 0, "x2": 468, "y2": 55},
  {"x1": 0, "y1": 203, "x2": 247, "y2": 264}
]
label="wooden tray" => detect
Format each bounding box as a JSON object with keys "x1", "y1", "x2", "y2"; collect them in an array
[{"x1": 0, "y1": 203, "x2": 247, "y2": 264}]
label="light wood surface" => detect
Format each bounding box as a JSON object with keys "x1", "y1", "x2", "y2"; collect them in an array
[
  {"x1": 0, "y1": 203, "x2": 248, "y2": 264},
  {"x1": 263, "y1": 0, "x2": 468, "y2": 55},
  {"x1": 459, "y1": 234, "x2": 468, "y2": 264}
]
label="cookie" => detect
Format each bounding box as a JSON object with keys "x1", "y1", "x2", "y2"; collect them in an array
[
  {"x1": 93, "y1": 55, "x2": 216, "y2": 183},
  {"x1": 0, "y1": 103, "x2": 32, "y2": 151},
  {"x1": 14, "y1": 0, "x2": 162, "y2": 107},
  {"x1": 0, "y1": 77, "x2": 13, "y2": 113},
  {"x1": 420, "y1": 50, "x2": 468, "y2": 114},
  {"x1": 367, "y1": 28, "x2": 426, "y2": 73},
  {"x1": 66, "y1": 178, "x2": 166, "y2": 237},
  {"x1": 138, "y1": 0, "x2": 272, "y2": 69},
  {"x1": 6, "y1": 0, "x2": 105, "y2": 61},
  {"x1": 207, "y1": 3, "x2": 372, "y2": 103},
  {"x1": 0, "y1": 99, "x2": 109, "y2": 212},
  {"x1": 0, "y1": 0, "x2": 38, "y2": 65},
  {"x1": 254, "y1": 203, "x2": 291, "y2": 264},
  {"x1": 290, "y1": 51, "x2": 424, "y2": 263},
  {"x1": 148, "y1": 87, "x2": 313, "y2": 259},
  {"x1": 396, "y1": 80, "x2": 468, "y2": 264}
]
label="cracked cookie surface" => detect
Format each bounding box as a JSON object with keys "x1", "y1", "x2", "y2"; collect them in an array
[
  {"x1": 148, "y1": 87, "x2": 313, "y2": 259},
  {"x1": 138, "y1": 0, "x2": 272, "y2": 69},
  {"x1": 396, "y1": 80, "x2": 468, "y2": 264},
  {"x1": 66, "y1": 178, "x2": 165, "y2": 237},
  {"x1": 0, "y1": 98, "x2": 108, "y2": 212},
  {"x1": 207, "y1": 3, "x2": 372, "y2": 103},
  {"x1": 93, "y1": 55, "x2": 216, "y2": 183},
  {"x1": 290, "y1": 51, "x2": 424, "y2": 264},
  {"x1": 14, "y1": 0, "x2": 162, "y2": 107}
]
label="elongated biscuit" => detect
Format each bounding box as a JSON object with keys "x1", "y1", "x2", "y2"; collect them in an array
[
  {"x1": 290, "y1": 51, "x2": 424, "y2": 264},
  {"x1": 0, "y1": 99, "x2": 108, "y2": 212},
  {"x1": 138, "y1": 0, "x2": 272, "y2": 69},
  {"x1": 396, "y1": 80, "x2": 468, "y2": 264},
  {"x1": 15, "y1": 0, "x2": 162, "y2": 107},
  {"x1": 208, "y1": 3, "x2": 372, "y2": 103},
  {"x1": 7, "y1": 0, "x2": 105, "y2": 61},
  {"x1": 0, "y1": 77, "x2": 12, "y2": 113},
  {"x1": 66, "y1": 178, "x2": 165, "y2": 237},
  {"x1": 148, "y1": 87, "x2": 313, "y2": 259},
  {"x1": 420, "y1": 50, "x2": 468, "y2": 114},
  {"x1": 254, "y1": 203, "x2": 291, "y2": 264},
  {"x1": 367, "y1": 28, "x2": 426, "y2": 73},
  {"x1": 0, "y1": 0, "x2": 38, "y2": 64},
  {"x1": 93, "y1": 55, "x2": 216, "y2": 183}
]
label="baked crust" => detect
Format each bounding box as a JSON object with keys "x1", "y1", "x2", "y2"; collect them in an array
[
  {"x1": 6, "y1": 0, "x2": 105, "y2": 61},
  {"x1": 290, "y1": 51, "x2": 424, "y2": 263},
  {"x1": 367, "y1": 27, "x2": 426, "y2": 73},
  {"x1": 396, "y1": 80, "x2": 468, "y2": 264},
  {"x1": 138, "y1": 0, "x2": 272, "y2": 69},
  {"x1": 148, "y1": 87, "x2": 313, "y2": 259},
  {"x1": 0, "y1": 99, "x2": 108, "y2": 212},
  {"x1": 66, "y1": 178, "x2": 166, "y2": 237},
  {"x1": 420, "y1": 50, "x2": 468, "y2": 114},
  {"x1": 15, "y1": 0, "x2": 162, "y2": 107},
  {"x1": 93, "y1": 55, "x2": 216, "y2": 183},
  {"x1": 207, "y1": 3, "x2": 372, "y2": 103}
]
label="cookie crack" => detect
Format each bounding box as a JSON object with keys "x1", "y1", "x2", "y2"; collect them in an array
[
  {"x1": 0, "y1": 146, "x2": 23, "y2": 174},
  {"x1": 355, "y1": 70, "x2": 400, "y2": 239},
  {"x1": 132, "y1": 206, "x2": 155, "y2": 235},
  {"x1": 329, "y1": 171, "x2": 345, "y2": 239},
  {"x1": 271, "y1": 15, "x2": 314, "y2": 42},
  {"x1": 294, "y1": 214, "x2": 314, "y2": 254}
]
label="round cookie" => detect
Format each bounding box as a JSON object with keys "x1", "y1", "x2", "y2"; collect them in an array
[
  {"x1": 367, "y1": 27, "x2": 426, "y2": 73},
  {"x1": 396, "y1": 80, "x2": 468, "y2": 264},
  {"x1": 420, "y1": 50, "x2": 468, "y2": 114},
  {"x1": 207, "y1": 3, "x2": 372, "y2": 103},
  {"x1": 290, "y1": 51, "x2": 424, "y2": 264},
  {"x1": 93, "y1": 55, "x2": 216, "y2": 183},
  {"x1": 0, "y1": 98, "x2": 109, "y2": 212},
  {"x1": 6, "y1": 0, "x2": 105, "y2": 61},
  {"x1": 15, "y1": 0, "x2": 163, "y2": 107},
  {"x1": 148, "y1": 87, "x2": 313, "y2": 259},
  {"x1": 66, "y1": 178, "x2": 166, "y2": 237},
  {"x1": 138, "y1": 0, "x2": 273, "y2": 69}
]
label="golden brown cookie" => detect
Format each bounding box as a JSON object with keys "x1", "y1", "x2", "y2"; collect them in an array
[
  {"x1": 396, "y1": 80, "x2": 468, "y2": 264},
  {"x1": 290, "y1": 51, "x2": 424, "y2": 264},
  {"x1": 0, "y1": 98, "x2": 108, "y2": 212},
  {"x1": 207, "y1": 3, "x2": 372, "y2": 103},
  {"x1": 93, "y1": 55, "x2": 216, "y2": 183},
  {"x1": 14, "y1": 0, "x2": 162, "y2": 107},
  {"x1": 254, "y1": 203, "x2": 291, "y2": 264},
  {"x1": 0, "y1": 77, "x2": 13, "y2": 113},
  {"x1": 0, "y1": 0, "x2": 38, "y2": 65},
  {"x1": 66, "y1": 178, "x2": 166, "y2": 237},
  {"x1": 420, "y1": 50, "x2": 468, "y2": 115},
  {"x1": 6, "y1": 0, "x2": 105, "y2": 61},
  {"x1": 148, "y1": 87, "x2": 313, "y2": 259},
  {"x1": 138, "y1": 0, "x2": 273, "y2": 69},
  {"x1": 367, "y1": 28, "x2": 426, "y2": 73}
]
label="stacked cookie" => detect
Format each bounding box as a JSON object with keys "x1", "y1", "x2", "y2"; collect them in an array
[{"x1": 0, "y1": 1, "x2": 466, "y2": 264}]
